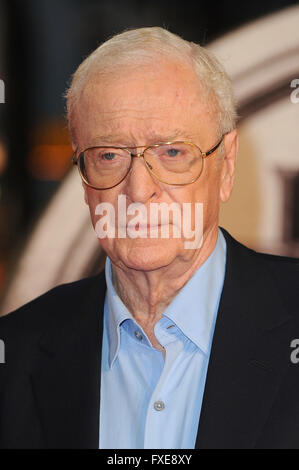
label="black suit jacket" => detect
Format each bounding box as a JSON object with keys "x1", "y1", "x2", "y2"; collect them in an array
[{"x1": 0, "y1": 228, "x2": 299, "y2": 449}]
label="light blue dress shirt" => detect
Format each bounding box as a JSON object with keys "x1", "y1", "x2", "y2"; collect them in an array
[{"x1": 99, "y1": 229, "x2": 227, "y2": 449}]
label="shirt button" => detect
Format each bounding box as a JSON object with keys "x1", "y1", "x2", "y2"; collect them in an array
[
  {"x1": 154, "y1": 400, "x2": 165, "y2": 411},
  {"x1": 134, "y1": 330, "x2": 143, "y2": 341}
]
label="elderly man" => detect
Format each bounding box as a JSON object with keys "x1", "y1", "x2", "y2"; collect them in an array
[{"x1": 0, "y1": 27, "x2": 298, "y2": 450}]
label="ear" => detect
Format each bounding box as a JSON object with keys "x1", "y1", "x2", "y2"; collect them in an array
[
  {"x1": 82, "y1": 181, "x2": 89, "y2": 205},
  {"x1": 219, "y1": 129, "x2": 238, "y2": 203},
  {"x1": 71, "y1": 140, "x2": 77, "y2": 152}
]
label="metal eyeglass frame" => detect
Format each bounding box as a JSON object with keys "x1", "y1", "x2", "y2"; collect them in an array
[{"x1": 72, "y1": 136, "x2": 224, "y2": 190}]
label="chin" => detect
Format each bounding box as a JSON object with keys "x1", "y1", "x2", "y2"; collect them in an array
[{"x1": 109, "y1": 238, "x2": 183, "y2": 272}]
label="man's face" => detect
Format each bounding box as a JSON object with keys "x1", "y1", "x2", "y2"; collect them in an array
[{"x1": 74, "y1": 60, "x2": 237, "y2": 271}]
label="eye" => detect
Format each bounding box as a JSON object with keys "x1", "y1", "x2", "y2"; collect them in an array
[
  {"x1": 102, "y1": 152, "x2": 116, "y2": 161},
  {"x1": 166, "y1": 148, "x2": 180, "y2": 157}
]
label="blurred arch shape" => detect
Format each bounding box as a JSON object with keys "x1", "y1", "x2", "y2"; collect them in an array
[{"x1": 1, "y1": 5, "x2": 299, "y2": 315}]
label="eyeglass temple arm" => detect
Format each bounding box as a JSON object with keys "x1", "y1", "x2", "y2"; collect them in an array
[{"x1": 202, "y1": 137, "x2": 223, "y2": 159}]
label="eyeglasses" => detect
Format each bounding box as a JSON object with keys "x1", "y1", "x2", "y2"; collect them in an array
[{"x1": 72, "y1": 136, "x2": 223, "y2": 189}]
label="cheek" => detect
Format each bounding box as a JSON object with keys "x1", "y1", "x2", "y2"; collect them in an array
[
  {"x1": 85, "y1": 191, "x2": 101, "y2": 227},
  {"x1": 183, "y1": 172, "x2": 222, "y2": 222},
  {"x1": 85, "y1": 187, "x2": 119, "y2": 225}
]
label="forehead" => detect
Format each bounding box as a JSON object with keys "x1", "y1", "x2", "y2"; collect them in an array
[{"x1": 76, "y1": 60, "x2": 217, "y2": 145}]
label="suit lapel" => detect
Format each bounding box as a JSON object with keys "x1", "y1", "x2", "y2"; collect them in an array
[
  {"x1": 196, "y1": 229, "x2": 293, "y2": 449},
  {"x1": 31, "y1": 272, "x2": 106, "y2": 449}
]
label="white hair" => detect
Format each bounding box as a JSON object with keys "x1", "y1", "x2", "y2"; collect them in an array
[{"x1": 66, "y1": 27, "x2": 237, "y2": 143}]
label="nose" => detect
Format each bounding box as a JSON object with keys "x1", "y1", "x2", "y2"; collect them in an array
[{"x1": 124, "y1": 153, "x2": 161, "y2": 204}]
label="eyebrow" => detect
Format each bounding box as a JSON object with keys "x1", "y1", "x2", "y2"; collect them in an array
[{"x1": 87, "y1": 129, "x2": 198, "y2": 147}]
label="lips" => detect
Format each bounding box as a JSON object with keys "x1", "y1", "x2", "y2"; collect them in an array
[{"x1": 135, "y1": 223, "x2": 162, "y2": 230}]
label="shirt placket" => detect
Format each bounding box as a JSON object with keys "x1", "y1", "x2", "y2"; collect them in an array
[{"x1": 143, "y1": 322, "x2": 184, "y2": 449}]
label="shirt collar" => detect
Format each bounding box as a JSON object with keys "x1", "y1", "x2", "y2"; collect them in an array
[
  {"x1": 162, "y1": 229, "x2": 226, "y2": 354},
  {"x1": 105, "y1": 228, "x2": 227, "y2": 366},
  {"x1": 105, "y1": 259, "x2": 133, "y2": 367}
]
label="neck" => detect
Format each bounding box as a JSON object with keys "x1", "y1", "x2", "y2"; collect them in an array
[{"x1": 111, "y1": 226, "x2": 219, "y2": 334}]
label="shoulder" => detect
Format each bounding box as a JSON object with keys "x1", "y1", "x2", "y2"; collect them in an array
[
  {"x1": 236, "y1": 234, "x2": 298, "y2": 281},
  {"x1": 221, "y1": 227, "x2": 299, "y2": 270},
  {"x1": 221, "y1": 227, "x2": 299, "y2": 316},
  {"x1": 0, "y1": 271, "x2": 106, "y2": 342},
  {"x1": 254, "y1": 251, "x2": 299, "y2": 316}
]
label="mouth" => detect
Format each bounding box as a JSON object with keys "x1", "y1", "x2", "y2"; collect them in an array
[
  {"x1": 127, "y1": 223, "x2": 178, "y2": 241},
  {"x1": 117, "y1": 222, "x2": 169, "y2": 230},
  {"x1": 135, "y1": 223, "x2": 162, "y2": 230}
]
